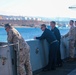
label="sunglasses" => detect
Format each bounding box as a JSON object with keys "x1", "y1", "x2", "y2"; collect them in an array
[{"x1": 41, "y1": 27, "x2": 44, "y2": 29}]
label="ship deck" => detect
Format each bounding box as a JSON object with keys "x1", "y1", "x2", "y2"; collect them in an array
[{"x1": 35, "y1": 60, "x2": 76, "y2": 75}]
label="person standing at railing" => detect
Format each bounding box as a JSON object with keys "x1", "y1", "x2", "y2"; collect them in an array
[
  {"x1": 34, "y1": 24, "x2": 59, "y2": 71},
  {"x1": 4, "y1": 23, "x2": 32, "y2": 75},
  {"x1": 50, "y1": 21, "x2": 62, "y2": 67},
  {"x1": 74, "y1": 21, "x2": 76, "y2": 51},
  {"x1": 75, "y1": 21, "x2": 76, "y2": 27},
  {"x1": 62, "y1": 20, "x2": 76, "y2": 61}
]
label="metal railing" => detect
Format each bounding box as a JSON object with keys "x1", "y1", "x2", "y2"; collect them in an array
[{"x1": 0, "y1": 42, "x2": 19, "y2": 48}]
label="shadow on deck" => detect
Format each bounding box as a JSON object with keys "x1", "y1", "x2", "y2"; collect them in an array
[{"x1": 35, "y1": 60, "x2": 76, "y2": 75}]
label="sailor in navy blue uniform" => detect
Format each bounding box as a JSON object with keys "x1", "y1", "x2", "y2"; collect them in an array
[
  {"x1": 34, "y1": 24, "x2": 59, "y2": 70},
  {"x1": 50, "y1": 21, "x2": 62, "y2": 67}
]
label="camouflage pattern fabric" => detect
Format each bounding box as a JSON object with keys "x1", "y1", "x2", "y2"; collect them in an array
[
  {"x1": 69, "y1": 40, "x2": 75, "y2": 58},
  {"x1": 7, "y1": 28, "x2": 32, "y2": 75},
  {"x1": 65, "y1": 26, "x2": 75, "y2": 58}
]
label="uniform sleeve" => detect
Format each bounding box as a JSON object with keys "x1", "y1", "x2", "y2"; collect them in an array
[
  {"x1": 7, "y1": 30, "x2": 13, "y2": 43},
  {"x1": 64, "y1": 32, "x2": 69, "y2": 37},
  {"x1": 36, "y1": 32, "x2": 46, "y2": 40}
]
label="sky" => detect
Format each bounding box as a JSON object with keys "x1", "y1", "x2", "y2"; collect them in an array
[{"x1": 0, "y1": 0, "x2": 76, "y2": 18}]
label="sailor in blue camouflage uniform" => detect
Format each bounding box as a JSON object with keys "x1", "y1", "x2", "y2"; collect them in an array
[
  {"x1": 4, "y1": 23, "x2": 32, "y2": 75},
  {"x1": 34, "y1": 24, "x2": 59, "y2": 71}
]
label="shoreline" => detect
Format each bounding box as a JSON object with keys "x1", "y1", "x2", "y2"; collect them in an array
[{"x1": 0, "y1": 26, "x2": 39, "y2": 28}]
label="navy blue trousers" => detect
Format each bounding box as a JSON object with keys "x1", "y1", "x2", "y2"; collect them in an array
[
  {"x1": 57, "y1": 44, "x2": 62, "y2": 65},
  {"x1": 48, "y1": 42, "x2": 59, "y2": 69}
]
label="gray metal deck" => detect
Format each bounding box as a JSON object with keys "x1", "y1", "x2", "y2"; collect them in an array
[{"x1": 35, "y1": 60, "x2": 76, "y2": 75}]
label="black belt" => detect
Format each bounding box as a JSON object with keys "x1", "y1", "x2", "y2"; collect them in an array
[{"x1": 50, "y1": 40, "x2": 58, "y2": 44}]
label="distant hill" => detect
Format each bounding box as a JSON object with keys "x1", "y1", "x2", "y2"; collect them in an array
[
  {"x1": 0, "y1": 15, "x2": 76, "y2": 27},
  {"x1": 0, "y1": 15, "x2": 76, "y2": 21}
]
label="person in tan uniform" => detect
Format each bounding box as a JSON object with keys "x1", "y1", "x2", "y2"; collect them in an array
[
  {"x1": 63, "y1": 20, "x2": 76, "y2": 61},
  {"x1": 4, "y1": 23, "x2": 32, "y2": 75},
  {"x1": 75, "y1": 21, "x2": 76, "y2": 27},
  {"x1": 74, "y1": 21, "x2": 76, "y2": 50}
]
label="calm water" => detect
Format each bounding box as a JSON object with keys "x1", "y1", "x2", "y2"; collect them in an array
[{"x1": 0, "y1": 27, "x2": 69, "y2": 42}]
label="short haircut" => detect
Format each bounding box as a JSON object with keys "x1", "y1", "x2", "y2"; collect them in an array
[
  {"x1": 50, "y1": 21, "x2": 56, "y2": 25},
  {"x1": 41, "y1": 24, "x2": 46, "y2": 28},
  {"x1": 70, "y1": 20, "x2": 74, "y2": 23},
  {"x1": 4, "y1": 23, "x2": 12, "y2": 28}
]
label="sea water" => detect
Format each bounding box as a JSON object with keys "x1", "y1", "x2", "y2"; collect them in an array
[{"x1": 0, "y1": 27, "x2": 69, "y2": 42}]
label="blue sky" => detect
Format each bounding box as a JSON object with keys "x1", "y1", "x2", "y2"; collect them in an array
[{"x1": 0, "y1": 0, "x2": 76, "y2": 18}]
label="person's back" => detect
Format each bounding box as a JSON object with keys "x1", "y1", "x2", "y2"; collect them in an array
[{"x1": 8, "y1": 28, "x2": 29, "y2": 51}]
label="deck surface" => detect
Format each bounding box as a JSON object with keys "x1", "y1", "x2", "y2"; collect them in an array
[{"x1": 35, "y1": 60, "x2": 76, "y2": 75}]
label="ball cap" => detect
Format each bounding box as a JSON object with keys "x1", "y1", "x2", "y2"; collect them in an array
[{"x1": 4, "y1": 23, "x2": 11, "y2": 28}]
